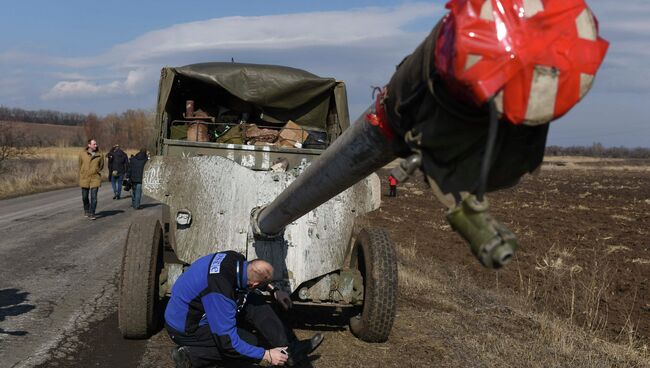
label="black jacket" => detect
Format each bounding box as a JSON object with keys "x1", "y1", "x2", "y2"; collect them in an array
[
  {"x1": 108, "y1": 148, "x2": 129, "y2": 175},
  {"x1": 128, "y1": 151, "x2": 148, "y2": 183}
]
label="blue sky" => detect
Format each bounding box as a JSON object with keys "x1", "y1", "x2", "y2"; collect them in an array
[{"x1": 0, "y1": 0, "x2": 648, "y2": 147}]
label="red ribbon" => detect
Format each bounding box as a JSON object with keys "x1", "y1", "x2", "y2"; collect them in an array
[{"x1": 436, "y1": 0, "x2": 609, "y2": 124}]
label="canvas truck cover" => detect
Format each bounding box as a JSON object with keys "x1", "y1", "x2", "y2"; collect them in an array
[{"x1": 156, "y1": 62, "x2": 339, "y2": 132}]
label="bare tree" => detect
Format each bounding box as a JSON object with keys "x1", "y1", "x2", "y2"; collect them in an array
[
  {"x1": 0, "y1": 130, "x2": 33, "y2": 173},
  {"x1": 82, "y1": 110, "x2": 155, "y2": 150}
]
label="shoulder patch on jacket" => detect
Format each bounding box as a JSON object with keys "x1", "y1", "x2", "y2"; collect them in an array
[{"x1": 209, "y1": 253, "x2": 227, "y2": 274}]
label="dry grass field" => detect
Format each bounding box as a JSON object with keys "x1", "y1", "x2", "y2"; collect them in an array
[
  {"x1": 0, "y1": 121, "x2": 85, "y2": 199},
  {"x1": 0, "y1": 147, "x2": 83, "y2": 199}
]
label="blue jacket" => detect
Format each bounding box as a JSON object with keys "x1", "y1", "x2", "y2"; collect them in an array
[{"x1": 164, "y1": 251, "x2": 264, "y2": 361}]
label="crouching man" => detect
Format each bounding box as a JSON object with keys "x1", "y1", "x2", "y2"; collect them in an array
[{"x1": 165, "y1": 250, "x2": 323, "y2": 367}]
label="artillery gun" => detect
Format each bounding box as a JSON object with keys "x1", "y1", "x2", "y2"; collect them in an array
[{"x1": 118, "y1": 0, "x2": 608, "y2": 344}]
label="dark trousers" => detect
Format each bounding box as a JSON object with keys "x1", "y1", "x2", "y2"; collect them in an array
[
  {"x1": 131, "y1": 182, "x2": 142, "y2": 209},
  {"x1": 81, "y1": 187, "x2": 98, "y2": 215},
  {"x1": 167, "y1": 293, "x2": 289, "y2": 368},
  {"x1": 111, "y1": 174, "x2": 124, "y2": 197},
  {"x1": 389, "y1": 185, "x2": 397, "y2": 197}
]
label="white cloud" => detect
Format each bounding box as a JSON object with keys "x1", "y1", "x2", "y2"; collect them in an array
[
  {"x1": 40, "y1": 3, "x2": 441, "y2": 101},
  {"x1": 42, "y1": 80, "x2": 122, "y2": 100},
  {"x1": 42, "y1": 67, "x2": 159, "y2": 100},
  {"x1": 108, "y1": 3, "x2": 439, "y2": 66},
  {"x1": 27, "y1": 3, "x2": 439, "y2": 71},
  {"x1": 123, "y1": 68, "x2": 160, "y2": 94}
]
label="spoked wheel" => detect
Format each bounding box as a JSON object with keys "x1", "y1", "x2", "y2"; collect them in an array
[
  {"x1": 118, "y1": 216, "x2": 164, "y2": 339},
  {"x1": 349, "y1": 228, "x2": 398, "y2": 342}
]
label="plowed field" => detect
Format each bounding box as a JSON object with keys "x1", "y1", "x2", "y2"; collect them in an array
[{"x1": 139, "y1": 157, "x2": 650, "y2": 367}]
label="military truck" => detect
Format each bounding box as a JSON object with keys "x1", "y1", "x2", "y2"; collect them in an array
[{"x1": 118, "y1": 62, "x2": 398, "y2": 343}]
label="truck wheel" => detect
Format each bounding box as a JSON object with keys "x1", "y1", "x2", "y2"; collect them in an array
[
  {"x1": 118, "y1": 216, "x2": 163, "y2": 339},
  {"x1": 349, "y1": 228, "x2": 398, "y2": 342}
]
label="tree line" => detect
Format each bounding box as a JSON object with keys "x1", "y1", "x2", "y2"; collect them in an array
[
  {"x1": 546, "y1": 143, "x2": 650, "y2": 159},
  {"x1": 82, "y1": 110, "x2": 157, "y2": 151},
  {"x1": 0, "y1": 108, "x2": 157, "y2": 152},
  {"x1": 1, "y1": 105, "x2": 648, "y2": 158},
  {"x1": 0, "y1": 106, "x2": 87, "y2": 126}
]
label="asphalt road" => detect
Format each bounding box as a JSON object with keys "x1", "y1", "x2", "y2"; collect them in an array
[{"x1": 0, "y1": 186, "x2": 159, "y2": 368}]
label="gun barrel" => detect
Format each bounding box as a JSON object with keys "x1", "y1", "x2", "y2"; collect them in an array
[{"x1": 255, "y1": 111, "x2": 395, "y2": 237}]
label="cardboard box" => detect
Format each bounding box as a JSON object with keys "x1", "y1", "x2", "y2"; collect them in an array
[{"x1": 277, "y1": 120, "x2": 308, "y2": 148}]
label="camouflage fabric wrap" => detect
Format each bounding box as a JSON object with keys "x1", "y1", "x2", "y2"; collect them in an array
[{"x1": 383, "y1": 23, "x2": 549, "y2": 199}]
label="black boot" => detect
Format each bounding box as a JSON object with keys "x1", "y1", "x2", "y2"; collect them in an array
[
  {"x1": 287, "y1": 333, "x2": 324, "y2": 366},
  {"x1": 171, "y1": 346, "x2": 193, "y2": 368}
]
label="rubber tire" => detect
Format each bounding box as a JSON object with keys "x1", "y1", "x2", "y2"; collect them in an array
[
  {"x1": 118, "y1": 216, "x2": 163, "y2": 339},
  {"x1": 349, "y1": 228, "x2": 398, "y2": 342}
]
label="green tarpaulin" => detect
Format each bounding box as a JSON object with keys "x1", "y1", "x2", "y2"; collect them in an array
[{"x1": 157, "y1": 62, "x2": 338, "y2": 131}]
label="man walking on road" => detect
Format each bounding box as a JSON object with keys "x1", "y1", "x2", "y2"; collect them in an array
[
  {"x1": 78, "y1": 139, "x2": 104, "y2": 220},
  {"x1": 107, "y1": 144, "x2": 128, "y2": 200},
  {"x1": 127, "y1": 148, "x2": 148, "y2": 209},
  {"x1": 165, "y1": 251, "x2": 323, "y2": 368}
]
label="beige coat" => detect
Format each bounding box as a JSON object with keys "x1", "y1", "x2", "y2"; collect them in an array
[{"x1": 78, "y1": 149, "x2": 105, "y2": 188}]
